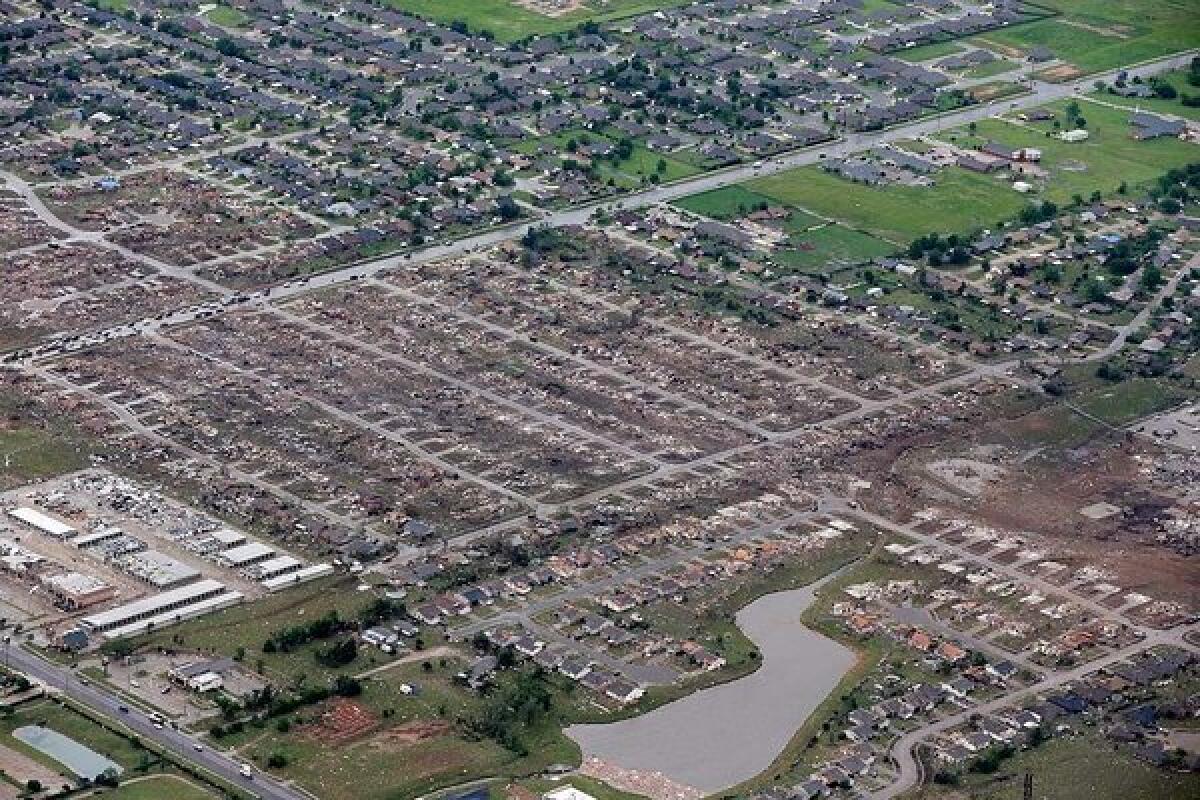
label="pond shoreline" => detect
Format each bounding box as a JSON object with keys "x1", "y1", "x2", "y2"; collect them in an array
[{"x1": 565, "y1": 567, "x2": 856, "y2": 796}]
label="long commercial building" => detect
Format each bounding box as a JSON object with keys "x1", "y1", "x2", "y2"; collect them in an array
[
  {"x1": 8, "y1": 507, "x2": 75, "y2": 537},
  {"x1": 220, "y1": 542, "x2": 274, "y2": 567},
  {"x1": 80, "y1": 578, "x2": 243, "y2": 638},
  {"x1": 261, "y1": 563, "x2": 334, "y2": 592}
]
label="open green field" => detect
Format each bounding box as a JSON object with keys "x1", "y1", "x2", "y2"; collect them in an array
[
  {"x1": 95, "y1": 774, "x2": 217, "y2": 800},
  {"x1": 672, "y1": 185, "x2": 782, "y2": 220},
  {"x1": 971, "y1": 0, "x2": 1200, "y2": 73},
  {"x1": 1007, "y1": 373, "x2": 1193, "y2": 448},
  {"x1": 517, "y1": 129, "x2": 702, "y2": 187},
  {"x1": 119, "y1": 576, "x2": 404, "y2": 684},
  {"x1": 385, "y1": 0, "x2": 686, "y2": 42},
  {"x1": 941, "y1": 99, "x2": 1200, "y2": 204},
  {"x1": 223, "y1": 660, "x2": 579, "y2": 800},
  {"x1": 202, "y1": 4, "x2": 251, "y2": 28},
  {"x1": 965, "y1": 58, "x2": 1022, "y2": 79},
  {"x1": 0, "y1": 700, "x2": 152, "y2": 774},
  {"x1": 747, "y1": 165, "x2": 1028, "y2": 244},
  {"x1": 1092, "y1": 70, "x2": 1200, "y2": 122},
  {"x1": 0, "y1": 426, "x2": 89, "y2": 487},
  {"x1": 740, "y1": 95, "x2": 1199, "y2": 247},
  {"x1": 776, "y1": 224, "x2": 896, "y2": 272},
  {"x1": 912, "y1": 734, "x2": 1200, "y2": 800},
  {"x1": 600, "y1": 143, "x2": 703, "y2": 186},
  {"x1": 1072, "y1": 376, "x2": 1192, "y2": 426},
  {"x1": 672, "y1": 186, "x2": 894, "y2": 272}
]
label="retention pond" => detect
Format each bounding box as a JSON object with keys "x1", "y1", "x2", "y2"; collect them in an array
[{"x1": 566, "y1": 575, "x2": 855, "y2": 794}]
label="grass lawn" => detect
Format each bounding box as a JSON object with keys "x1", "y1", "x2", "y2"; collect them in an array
[
  {"x1": 1072, "y1": 377, "x2": 1190, "y2": 426},
  {"x1": 971, "y1": 0, "x2": 1200, "y2": 73},
  {"x1": 1008, "y1": 375, "x2": 1190, "y2": 447},
  {"x1": 912, "y1": 734, "x2": 1200, "y2": 800},
  {"x1": 894, "y1": 41, "x2": 966, "y2": 62},
  {"x1": 602, "y1": 144, "x2": 703, "y2": 186},
  {"x1": 672, "y1": 185, "x2": 782, "y2": 219},
  {"x1": 0, "y1": 426, "x2": 90, "y2": 487},
  {"x1": 119, "y1": 575, "x2": 398, "y2": 684},
  {"x1": 520, "y1": 130, "x2": 701, "y2": 186},
  {"x1": 0, "y1": 700, "x2": 153, "y2": 774},
  {"x1": 673, "y1": 187, "x2": 892, "y2": 272},
  {"x1": 775, "y1": 224, "x2": 897, "y2": 273},
  {"x1": 747, "y1": 165, "x2": 1028, "y2": 244},
  {"x1": 92, "y1": 774, "x2": 217, "y2": 800},
  {"x1": 202, "y1": 4, "x2": 250, "y2": 27},
  {"x1": 385, "y1": 0, "x2": 688, "y2": 42},
  {"x1": 1091, "y1": 70, "x2": 1200, "y2": 122},
  {"x1": 226, "y1": 661, "x2": 579, "y2": 800},
  {"x1": 940, "y1": 100, "x2": 1200, "y2": 204},
  {"x1": 965, "y1": 59, "x2": 1022, "y2": 79}
]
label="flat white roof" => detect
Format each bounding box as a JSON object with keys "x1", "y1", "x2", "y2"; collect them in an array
[
  {"x1": 222, "y1": 542, "x2": 273, "y2": 565},
  {"x1": 250, "y1": 555, "x2": 302, "y2": 577},
  {"x1": 82, "y1": 578, "x2": 226, "y2": 629},
  {"x1": 100, "y1": 591, "x2": 244, "y2": 639},
  {"x1": 9, "y1": 507, "x2": 75, "y2": 537},
  {"x1": 544, "y1": 788, "x2": 599, "y2": 800},
  {"x1": 44, "y1": 571, "x2": 111, "y2": 595},
  {"x1": 210, "y1": 529, "x2": 247, "y2": 546},
  {"x1": 261, "y1": 563, "x2": 334, "y2": 591},
  {"x1": 73, "y1": 529, "x2": 122, "y2": 547},
  {"x1": 121, "y1": 550, "x2": 201, "y2": 587}
]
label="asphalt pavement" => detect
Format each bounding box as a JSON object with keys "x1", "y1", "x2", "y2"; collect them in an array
[{"x1": 4, "y1": 643, "x2": 308, "y2": 800}]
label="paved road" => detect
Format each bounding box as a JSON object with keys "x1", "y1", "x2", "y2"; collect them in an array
[
  {"x1": 239, "y1": 51, "x2": 1194, "y2": 305},
  {"x1": 29, "y1": 366, "x2": 367, "y2": 541},
  {"x1": 4, "y1": 643, "x2": 308, "y2": 800},
  {"x1": 9, "y1": 51, "x2": 1194, "y2": 370},
  {"x1": 0, "y1": 48, "x2": 1193, "y2": 800},
  {"x1": 869, "y1": 623, "x2": 1200, "y2": 799},
  {"x1": 447, "y1": 505, "x2": 826, "y2": 640},
  {"x1": 1071, "y1": 249, "x2": 1200, "y2": 364},
  {"x1": 820, "y1": 495, "x2": 1200, "y2": 799}
]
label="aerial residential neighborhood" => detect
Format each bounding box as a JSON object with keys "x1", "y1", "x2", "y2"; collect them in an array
[{"x1": 0, "y1": 0, "x2": 1197, "y2": 799}]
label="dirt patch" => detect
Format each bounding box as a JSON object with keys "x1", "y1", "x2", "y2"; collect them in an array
[
  {"x1": 0, "y1": 741, "x2": 63, "y2": 796},
  {"x1": 926, "y1": 457, "x2": 1007, "y2": 496},
  {"x1": 304, "y1": 697, "x2": 379, "y2": 744},
  {"x1": 579, "y1": 756, "x2": 705, "y2": 800},
  {"x1": 974, "y1": 39, "x2": 1023, "y2": 59},
  {"x1": 1060, "y1": 19, "x2": 1129, "y2": 39},
  {"x1": 513, "y1": 0, "x2": 585, "y2": 17},
  {"x1": 970, "y1": 83, "x2": 1020, "y2": 102},
  {"x1": 1036, "y1": 64, "x2": 1084, "y2": 83},
  {"x1": 370, "y1": 719, "x2": 451, "y2": 748}
]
